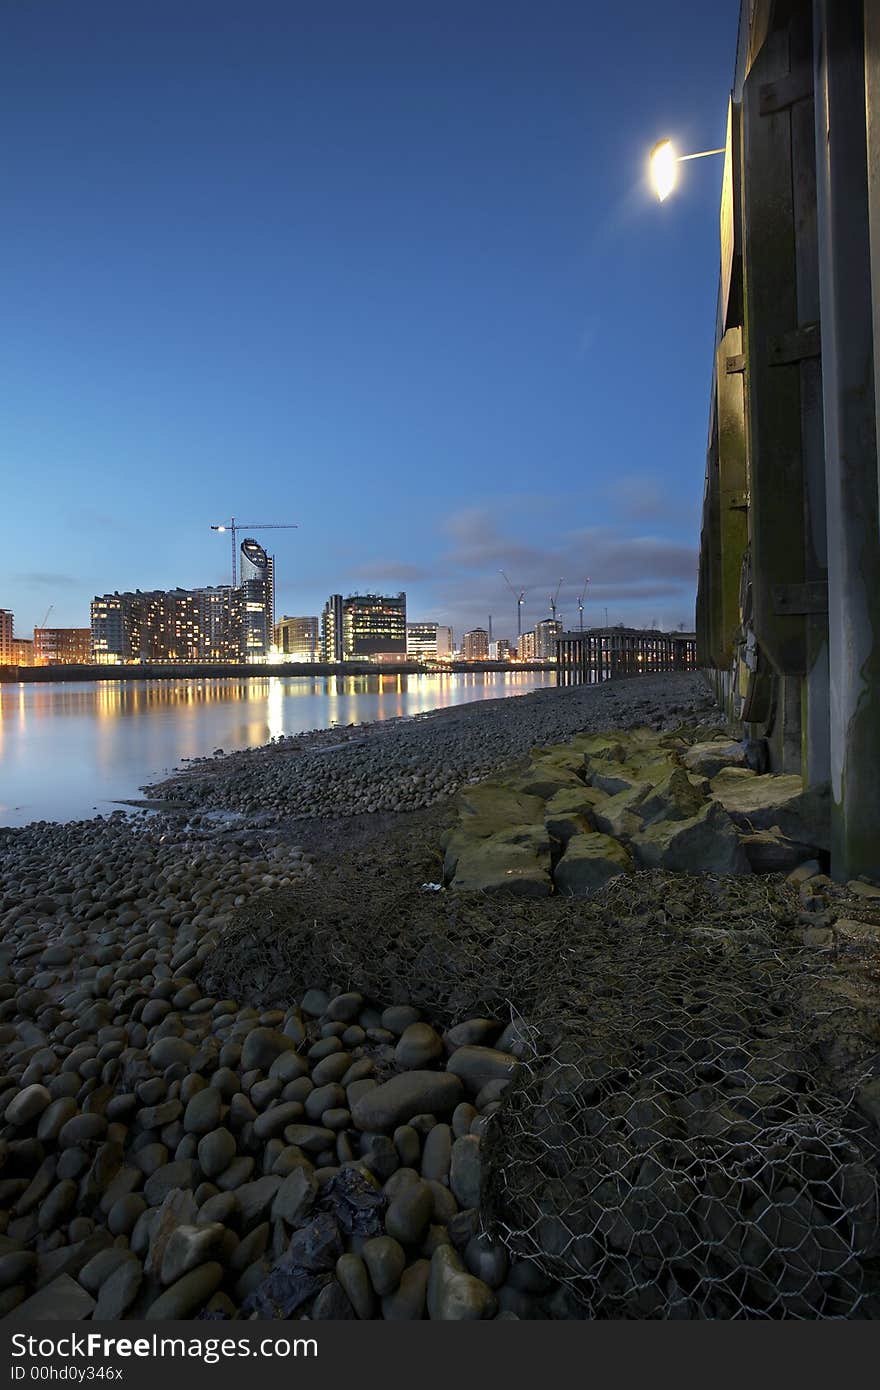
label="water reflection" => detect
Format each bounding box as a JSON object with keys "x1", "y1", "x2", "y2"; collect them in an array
[{"x1": 0, "y1": 671, "x2": 555, "y2": 827}]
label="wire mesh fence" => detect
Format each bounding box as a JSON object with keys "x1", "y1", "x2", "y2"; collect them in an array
[{"x1": 207, "y1": 869, "x2": 880, "y2": 1318}]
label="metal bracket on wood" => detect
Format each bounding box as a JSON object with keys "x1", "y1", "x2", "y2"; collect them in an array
[
  {"x1": 759, "y1": 68, "x2": 813, "y2": 114},
  {"x1": 726, "y1": 492, "x2": 749, "y2": 511},
  {"x1": 771, "y1": 581, "x2": 828, "y2": 615},
  {"x1": 725, "y1": 353, "x2": 746, "y2": 374},
  {"x1": 768, "y1": 321, "x2": 821, "y2": 365}
]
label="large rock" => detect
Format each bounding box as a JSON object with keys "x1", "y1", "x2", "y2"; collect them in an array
[
  {"x1": 568, "y1": 733, "x2": 626, "y2": 760},
  {"x1": 511, "y1": 761, "x2": 585, "y2": 799},
  {"x1": 5, "y1": 1274, "x2": 95, "y2": 1321},
  {"x1": 456, "y1": 783, "x2": 546, "y2": 833},
  {"x1": 684, "y1": 739, "x2": 749, "y2": 778},
  {"x1": 739, "y1": 828, "x2": 821, "y2": 874},
  {"x1": 351, "y1": 1073, "x2": 464, "y2": 1133},
  {"x1": 710, "y1": 772, "x2": 831, "y2": 851},
  {"x1": 638, "y1": 767, "x2": 708, "y2": 825},
  {"x1": 449, "y1": 838, "x2": 553, "y2": 897},
  {"x1": 591, "y1": 786, "x2": 651, "y2": 840},
  {"x1": 543, "y1": 787, "x2": 606, "y2": 845},
  {"x1": 553, "y1": 833, "x2": 633, "y2": 896},
  {"x1": 631, "y1": 801, "x2": 751, "y2": 874},
  {"x1": 444, "y1": 823, "x2": 554, "y2": 881}
]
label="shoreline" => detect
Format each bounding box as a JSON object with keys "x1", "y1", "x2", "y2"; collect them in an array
[{"x1": 2, "y1": 669, "x2": 880, "y2": 1321}]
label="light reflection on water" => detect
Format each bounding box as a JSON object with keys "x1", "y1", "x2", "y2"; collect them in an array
[{"x1": 0, "y1": 671, "x2": 556, "y2": 827}]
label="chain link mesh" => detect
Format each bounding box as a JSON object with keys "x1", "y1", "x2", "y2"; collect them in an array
[{"x1": 208, "y1": 869, "x2": 880, "y2": 1318}]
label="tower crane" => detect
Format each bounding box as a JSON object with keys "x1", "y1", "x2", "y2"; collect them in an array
[
  {"x1": 39, "y1": 605, "x2": 54, "y2": 630},
  {"x1": 210, "y1": 517, "x2": 299, "y2": 587},
  {"x1": 549, "y1": 578, "x2": 564, "y2": 624},
  {"x1": 576, "y1": 578, "x2": 590, "y2": 632},
  {"x1": 500, "y1": 570, "x2": 528, "y2": 637}
]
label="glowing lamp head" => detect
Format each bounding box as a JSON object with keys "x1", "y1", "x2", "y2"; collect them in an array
[{"x1": 650, "y1": 139, "x2": 677, "y2": 201}]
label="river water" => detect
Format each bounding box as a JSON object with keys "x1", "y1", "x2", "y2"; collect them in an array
[{"x1": 0, "y1": 671, "x2": 556, "y2": 827}]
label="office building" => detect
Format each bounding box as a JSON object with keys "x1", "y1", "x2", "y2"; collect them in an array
[
  {"x1": 34, "y1": 628, "x2": 92, "y2": 665},
  {"x1": 275, "y1": 615, "x2": 320, "y2": 661},
  {"x1": 322, "y1": 595, "x2": 344, "y2": 663},
  {"x1": 343, "y1": 593, "x2": 407, "y2": 662},
  {"x1": 239, "y1": 538, "x2": 273, "y2": 660},
  {"x1": 462, "y1": 628, "x2": 490, "y2": 661},
  {"x1": 406, "y1": 621, "x2": 453, "y2": 662}
]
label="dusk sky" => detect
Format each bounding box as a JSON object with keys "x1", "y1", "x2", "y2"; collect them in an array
[{"x1": 2, "y1": 1, "x2": 738, "y2": 645}]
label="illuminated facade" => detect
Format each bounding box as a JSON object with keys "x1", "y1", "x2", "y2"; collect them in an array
[
  {"x1": 90, "y1": 586, "x2": 241, "y2": 662},
  {"x1": 239, "y1": 538, "x2": 272, "y2": 660},
  {"x1": 534, "y1": 619, "x2": 562, "y2": 660},
  {"x1": 0, "y1": 609, "x2": 13, "y2": 664},
  {"x1": 343, "y1": 593, "x2": 407, "y2": 661},
  {"x1": 462, "y1": 628, "x2": 490, "y2": 661},
  {"x1": 490, "y1": 639, "x2": 511, "y2": 661},
  {"x1": 321, "y1": 595, "x2": 344, "y2": 663},
  {"x1": 34, "y1": 628, "x2": 92, "y2": 665},
  {"x1": 275, "y1": 615, "x2": 320, "y2": 660},
  {"x1": 519, "y1": 630, "x2": 537, "y2": 661},
  {"x1": 406, "y1": 622, "x2": 453, "y2": 662}
]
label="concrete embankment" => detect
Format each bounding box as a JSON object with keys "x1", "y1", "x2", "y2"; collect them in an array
[{"x1": 0, "y1": 660, "x2": 552, "y2": 684}]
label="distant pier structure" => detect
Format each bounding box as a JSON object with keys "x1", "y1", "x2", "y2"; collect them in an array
[{"x1": 556, "y1": 627, "x2": 696, "y2": 685}]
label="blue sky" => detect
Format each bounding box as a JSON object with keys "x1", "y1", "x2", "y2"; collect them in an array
[{"x1": 2, "y1": 1, "x2": 738, "y2": 644}]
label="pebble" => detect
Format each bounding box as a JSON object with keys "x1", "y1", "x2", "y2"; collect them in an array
[
  {"x1": 362, "y1": 1236, "x2": 406, "y2": 1296},
  {"x1": 385, "y1": 1182, "x2": 433, "y2": 1246},
  {"x1": 427, "y1": 1245, "x2": 497, "y2": 1320},
  {"x1": 450, "y1": 1136, "x2": 482, "y2": 1209},
  {"x1": 395, "y1": 1024, "x2": 444, "y2": 1069},
  {"x1": 351, "y1": 1073, "x2": 464, "y2": 1132},
  {"x1": 145, "y1": 1262, "x2": 224, "y2": 1318},
  {"x1": 5, "y1": 1084, "x2": 52, "y2": 1127}
]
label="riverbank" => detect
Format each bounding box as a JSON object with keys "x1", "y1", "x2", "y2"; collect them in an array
[
  {"x1": 144, "y1": 670, "x2": 719, "y2": 820},
  {"x1": 0, "y1": 660, "x2": 554, "y2": 685},
  {"x1": 2, "y1": 672, "x2": 879, "y2": 1320}
]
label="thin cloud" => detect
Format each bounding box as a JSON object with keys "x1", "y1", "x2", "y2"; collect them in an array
[
  {"x1": 21, "y1": 572, "x2": 80, "y2": 588},
  {"x1": 349, "y1": 562, "x2": 430, "y2": 583}
]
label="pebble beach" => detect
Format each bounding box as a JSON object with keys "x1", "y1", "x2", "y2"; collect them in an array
[{"x1": 6, "y1": 670, "x2": 878, "y2": 1321}]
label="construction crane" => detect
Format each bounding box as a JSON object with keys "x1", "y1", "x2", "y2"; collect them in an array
[
  {"x1": 210, "y1": 517, "x2": 299, "y2": 587},
  {"x1": 500, "y1": 570, "x2": 527, "y2": 637},
  {"x1": 38, "y1": 605, "x2": 54, "y2": 630},
  {"x1": 549, "y1": 578, "x2": 564, "y2": 624},
  {"x1": 576, "y1": 578, "x2": 590, "y2": 632}
]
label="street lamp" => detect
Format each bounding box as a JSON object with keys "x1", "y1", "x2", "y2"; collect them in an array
[{"x1": 649, "y1": 138, "x2": 725, "y2": 201}]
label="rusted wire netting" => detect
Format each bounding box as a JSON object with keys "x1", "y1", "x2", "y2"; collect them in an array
[{"x1": 207, "y1": 870, "x2": 880, "y2": 1318}]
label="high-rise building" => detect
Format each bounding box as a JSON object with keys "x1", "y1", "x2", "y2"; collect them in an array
[
  {"x1": 239, "y1": 538, "x2": 272, "y2": 660},
  {"x1": 462, "y1": 628, "x2": 490, "y2": 661},
  {"x1": 534, "y1": 619, "x2": 562, "y2": 660},
  {"x1": 343, "y1": 593, "x2": 407, "y2": 662},
  {"x1": 406, "y1": 621, "x2": 454, "y2": 662},
  {"x1": 34, "y1": 628, "x2": 92, "y2": 665},
  {"x1": 519, "y1": 630, "x2": 537, "y2": 661},
  {"x1": 275, "y1": 616, "x2": 320, "y2": 661},
  {"x1": 322, "y1": 595, "x2": 344, "y2": 662},
  {"x1": 0, "y1": 609, "x2": 14, "y2": 664},
  {"x1": 91, "y1": 596, "x2": 127, "y2": 663},
  {"x1": 490, "y1": 639, "x2": 511, "y2": 662}
]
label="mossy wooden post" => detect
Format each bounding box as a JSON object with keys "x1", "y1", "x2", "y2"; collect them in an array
[{"x1": 814, "y1": 0, "x2": 880, "y2": 879}]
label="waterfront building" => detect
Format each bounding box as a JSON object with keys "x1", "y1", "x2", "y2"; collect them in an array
[
  {"x1": 519, "y1": 630, "x2": 537, "y2": 661},
  {"x1": 321, "y1": 595, "x2": 344, "y2": 662},
  {"x1": 9, "y1": 638, "x2": 34, "y2": 665},
  {"x1": 343, "y1": 593, "x2": 407, "y2": 662},
  {"x1": 239, "y1": 538, "x2": 273, "y2": 661},
  {"x1": 534, "y1": 618, "x2": 562, "y2": 661},
  {"x1": 406, "y1": 621, "x2": 453, "y2": 662},
  {"x1": 490, "y1": 639, "x2": 511, "y2": 661},
  {"x1": 34, "y1": 628, "x2": 92, "y2": 665},
  {"x1": 0, "y1": 609, "x2": 13, "y2": 664},
  {"x1": 275, "y1": 615, "x2": 320, "y2": 661},
  {"x1": 91, "y1": 595, "x2": 127, "y2": 663},
  {"x1": 462, "y1": 628, "x2": 490, "y2": 661},
  {"x1": 90, "y1": 586, "x2": 241, "y2": 663}
]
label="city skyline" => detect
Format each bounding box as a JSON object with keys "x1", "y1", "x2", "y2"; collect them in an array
[{"x1": 1, "y1": 2, "x2": 734, "y2": 639}]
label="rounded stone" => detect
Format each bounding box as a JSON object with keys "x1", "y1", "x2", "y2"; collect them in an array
[
  {"x1": 326, "y1": 992, "x2": 364, "y2": 1023},
  {"x1": 385, "y1": 1181, "x2": 433, "y2": 1246},
  {"x1": 183, "y1": 1089, "x2": 223, "y2": 1135},
  {"x1": 5, "y1": 1085, "x2": 52, "y2": 1127},
  {"x1": 395, "y1": 1024, "x2": 443, "y2": 1070},
  {"x1": 361, "y1": 1236, "x2": 406, "y2": 1296}
]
